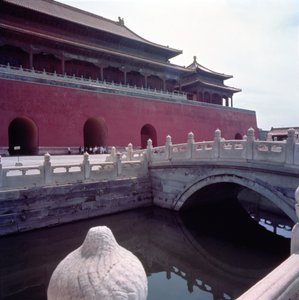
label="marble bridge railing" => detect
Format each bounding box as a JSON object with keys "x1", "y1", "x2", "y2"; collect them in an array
[
  {"x1": 1, "y1": 128, "x2": 299, "y2": 190},
  {"x1": 145, "y1": 128, "x2": 299, "y2": 166},
  {"x1": 0, "y1": 149, "x2": 147, "y2": 190}
]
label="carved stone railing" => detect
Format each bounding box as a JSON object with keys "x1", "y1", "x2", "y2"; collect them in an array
[
  {"x1": 146, "y1": 128, "x2": 299, "y2": 167},
  {"x1": 0, "y1": 63, "x2": 187, "y2": 102},
  {"x1": 0, "y1": 150, "x2": 147, "y2": 190},
  {"x1": 1, "y1": 128, "x2": 298, "y2": 190}
]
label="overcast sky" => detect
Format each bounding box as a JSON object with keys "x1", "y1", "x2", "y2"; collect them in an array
[{"x1": 59, "y1": 0, "x2": 299, "y2": 130}]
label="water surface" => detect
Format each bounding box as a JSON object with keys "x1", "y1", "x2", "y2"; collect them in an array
[{"x1": 0, "y1": 202, "x2": 291, "y2": 300}]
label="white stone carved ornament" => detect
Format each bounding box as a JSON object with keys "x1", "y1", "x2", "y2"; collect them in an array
[{"x1": 47, "y1": 226, "x2": 148, "y2": 300}]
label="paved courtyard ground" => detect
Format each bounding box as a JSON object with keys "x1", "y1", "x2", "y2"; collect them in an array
[{"x1": 1, "y1": 154, "x2": 109, "y2": 168}]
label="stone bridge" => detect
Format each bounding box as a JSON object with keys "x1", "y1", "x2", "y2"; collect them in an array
[
  {"x1": 1, "y1": 127, "x2": 299, "y2": 234},
  {"x1": 146, "y1": 128, "x2": 299, "y2": 222}
]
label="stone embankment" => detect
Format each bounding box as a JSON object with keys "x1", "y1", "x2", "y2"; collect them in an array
[{"x1": 0, "y1": 148, "x2": 150, "y2": 235}]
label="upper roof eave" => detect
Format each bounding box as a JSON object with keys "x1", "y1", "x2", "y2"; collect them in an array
[
  {"x1": 2, "y1": 0, "x2": 182, "y2": 59},
  {"x1": 187, "y1": 56, "x2": 233, "y2": 79},
  {"x1": 1, "y1": 23, "x2": 188, "y2": 74},
  {"x1": 180, "y1": 78, "x2": 241, "y2": 93}
]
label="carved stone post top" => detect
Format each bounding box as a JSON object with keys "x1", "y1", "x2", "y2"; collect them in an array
[
  {"x1": 214, "y1": 128, "x2": 221, "y2": 139},
  {"x1": 266, "y1": 133, "x2": 272, "y2": 141},
  {"x1": 111, "y1": 146, "x2": 116, "y2": 154},
  {"x1": 166, "y1": 135, "x2": 172, "y2": 145},
  {"x1": 247, "y1": 127, "x2": 255, "y2": 140},
  {"x1": 128, "y1": 143, "x2": 133, "y2": 150},
  {"x1": 44, "y1": 152, "x2": 51, "y2": 162},
  {"x1": 188, "y1": 132, "x2": 194, "y2": 139},
  {"x1": 187, "y1": 132, "x2": 194, "y2": 144},
  {"x1": 147, "y1": 139, "x2": 153, "y2": 149},
  {"x1": 47, "y1": 226, "x2": 148, "y2": 300},
  {"x1": 83, "y1": 152, "x2": 89, "y2": 162},
  {"x1": 287, "y1": 128, "x2": 296, "y2": 140}
]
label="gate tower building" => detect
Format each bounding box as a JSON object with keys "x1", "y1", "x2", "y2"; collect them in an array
[{"x1": 0, "y1": 0, "x2": 257, "y2": 155}]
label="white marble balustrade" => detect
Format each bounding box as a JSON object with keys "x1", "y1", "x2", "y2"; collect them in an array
[
  {"x1": 1, "y1": 128, "x2": 298, "y2": 190},
  {"x1": 145, "y1": 128, "x2": 299, "y2": 166},
  {"x1": 0, "y1": 151, "x2": 147, "y2": 190}
]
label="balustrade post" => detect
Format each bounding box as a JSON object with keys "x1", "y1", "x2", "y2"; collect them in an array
[
  {"x1": 83, "y1": 152, "x2": 90, "y2": 180},
  {"x1": 0, "y1": 155, "x2": 2, "y2": 188},
  {"x1": 146, "y1": 139, "x2": 153, "y2": 163},
  {"x1": 44, "y1": 152, "x2": 52, "y2": 184},
  {"x1": 116, "y1": 152, "x2": 122, "y2": 176},
  {"x1": 213, "y1": 129, "x2": 221, "y2": 159},
  {"x1": 110, "y1": 146, "x2": 117, "y2": 163},
  {"x1": 266, "y1": 132, "x2": 272, "y2": 141},
  {"x1": 127, "y1": 143, "x2": 133, "y2": 161},
  {"x1": 165, "y1": 135, "x2": 172, "y2": 160},
  {"x1": 286, "y1": 128, "x2": 296, "y2": 164},
  {"x1": 291, "y1": 187, "x2": 299, "y2": 254},
  {"x1": 246, "y1": 127, "x2": 255, "y2": 160},
  {"x1": 187, "y1": 132, "x2": 195, "y2": 159}
]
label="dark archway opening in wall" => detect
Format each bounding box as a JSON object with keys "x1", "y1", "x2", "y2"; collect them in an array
[
  {"x1": 179, "y1": 182, "x2": 291, "y2": 267},
  {"x1": 235, "y1": 133, "x2": 242, "y2": 140},
  {"x1": 141, "y1": 124, "x2": 157, "y2": 149},
  {"x1": 84, "y1": 117, "x2": 108, "y2": 149},
  {"x1": 8, "y1": 117, "x2": 38, "y2": 155}
]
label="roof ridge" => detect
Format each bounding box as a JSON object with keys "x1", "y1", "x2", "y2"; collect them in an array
[
  {"x1": 122, "y1": 23, "x2": 182, "y2": 53},
  {"x1": 3, "y1": 0, "x2": 182, "y2": 57},
  {"x1": 53, "y1": 0, "x2": 182, "y2": 53},
  {"x1": 51, "y1": 0, "x2": 124, "y2": 28}
]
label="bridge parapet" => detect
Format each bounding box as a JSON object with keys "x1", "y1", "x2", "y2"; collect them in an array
[
  {"x1": 147, "y1": 128, "x2": 299, "y2": 167},
  {"x1": 0, "y1": 149, "x2": 147, "y2": 190}
]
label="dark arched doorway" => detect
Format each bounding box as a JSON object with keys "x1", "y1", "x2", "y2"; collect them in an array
[
  {"x1": 8, "y1": 117, "x2": 38, "y2": 155},
  {"x1": 84, "y1": 117, "x2": 108, "y2": 149},
  {"x1": 235, "y1": 133, "x2": 242, "y2": 140},
  {"x1": 141, "y1": 124, "x2": 157, "y2": 149}
]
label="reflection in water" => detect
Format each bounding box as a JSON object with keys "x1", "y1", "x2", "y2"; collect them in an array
[
  {"x1": 0, "y1": 199, "x2": 291, "y2": 300},
  {"x1": 243, "y1": 203, "x2": 293, "y2": 238}
]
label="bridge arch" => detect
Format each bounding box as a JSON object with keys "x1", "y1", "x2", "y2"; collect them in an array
[{"x1": 173, "y1": 173, "x2": 296, "y2": 222}]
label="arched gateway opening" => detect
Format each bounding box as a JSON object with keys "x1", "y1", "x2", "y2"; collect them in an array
[
  {"x1": 84, "y1": 117, "x2": 108, "y2": 149},
  {"x1": 235, "y1": 133, "x2": 242, "y2": 140},
  {"x1": 8, "y1": 117, "x2": 38, "y2": 155},
  {"x1": 141, "y1": 124, "x2": 157, "y2": 149}
]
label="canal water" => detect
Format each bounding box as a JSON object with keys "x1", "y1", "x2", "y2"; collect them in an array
[{"x1": 0, "y1": 197, "x2": 292, "y2": 300}]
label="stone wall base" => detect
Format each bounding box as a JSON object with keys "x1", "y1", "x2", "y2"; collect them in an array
[{"x1": 0, "y1": 177, "x2": 152, "y2": 235}]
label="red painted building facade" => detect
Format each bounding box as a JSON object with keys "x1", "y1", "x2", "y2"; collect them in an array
[{"x1": 0, "y1": 0, "x2": 257, "y2": 155}]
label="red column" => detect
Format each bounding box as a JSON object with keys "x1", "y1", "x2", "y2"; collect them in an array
[{"x1": 29, "y1": 48, "x2": 33, "y2": 69}]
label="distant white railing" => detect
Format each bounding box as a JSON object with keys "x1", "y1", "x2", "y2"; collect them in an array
[
  {"x1": 0, "y1": 63, "x2": 187, "y2": 101},
  {"x1": 0, "y1": 150, "x2": 147, "y2": 190},
  {"x1": 145, "y1": 128, "x2": 299, "y2": 166},
  {"x1": 1, "y1": 128, "x2": 298, "y2": 190}
]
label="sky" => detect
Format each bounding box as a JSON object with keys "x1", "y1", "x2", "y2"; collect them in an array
[{"x1": 59, "y1": 0, "x2": 299, "y2": 130}]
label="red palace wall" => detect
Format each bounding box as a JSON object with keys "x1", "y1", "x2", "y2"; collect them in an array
[{"x1": 0, "y1": 79, "x2": 257, "y2": 151}]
